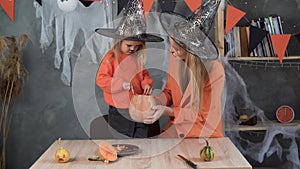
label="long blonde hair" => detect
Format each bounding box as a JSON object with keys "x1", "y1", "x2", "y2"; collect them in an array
[
  {"x1": 170, "y1": 38, "x2": 209, "y2": 111},
  {"x1": 112, "y1": 40, "x2": 146, "y2": 70},
  {"x1": 184, "y1": 53, "x2": 209, "y2": 111}
]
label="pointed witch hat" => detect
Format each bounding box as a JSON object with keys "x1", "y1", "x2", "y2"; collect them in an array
[
  {"x1": 95, "y1": 0, "x2": 163, "y2": 42},
  {"x1": 160, "y1": 0, "x2": 220, "y2": 59}
]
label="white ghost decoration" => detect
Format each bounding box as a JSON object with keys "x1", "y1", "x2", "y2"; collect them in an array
[{"x1": 57, "y1": 0, "x2": 78, "y2": 12}]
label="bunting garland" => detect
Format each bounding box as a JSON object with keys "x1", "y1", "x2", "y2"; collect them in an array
[
  {"x1": 118, "y1": 0, "x2": 129, "y2": 14},
  {"x1": 33, "y1": 0, "x2": 299, "y2": 64},
  {"x1": 35, "y1": 0, "x2": 41, "y2": 6},
  {"x1": 35, "y1": 0, "x2": 102, "y2": 8},
  {"x1": 294, "y1": 32, "x2": 300, "y2": 43},
  {"x1": 248, "y1": 25, "x2": 268, "y2": 54},
  {"x1": 0, "y1": 0, "x2": 15, "y2": 21},
  {"x1": 143, "y1": 0, "x2": 154, "y2": 17},
  {"x1": 270, "y1": 34, "x2": 291, "y2": 64},
  {"x1": 79, "y1": 0, "x2": 101, "y2": 7},
  {"x1": 118, "y1": 0, "x2": 179, "y2": 15},
  {"x1": 225, "y1": 5, "x2": 245, "y2": 34},
  {"x1": 184, "y1": 0, "x2": 202, "y2": 12}
]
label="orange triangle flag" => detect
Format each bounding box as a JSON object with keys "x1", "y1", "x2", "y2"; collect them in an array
[
  {"x1": 225, "y1": 5, "x2": 245, "y2": 34},
  {"x1": 143, "y1": 0, "x2": 154, "y2": 17},
  {"x1": 270, "y1": 34, "x2": 291, "y2": 64},
  {"x1": 184, "y1": 0, "x2": 202, "y2": 12},
  {"x1": 0, "y1": 0, "x2": 15, "y2": 21}
]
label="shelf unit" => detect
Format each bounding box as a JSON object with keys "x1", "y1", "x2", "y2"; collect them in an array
[
  {"x1": 227, "y1": 56, "x2": 300, "y2": 61},
  {"x1": 214, "y1": 3, "x2": 300, "y2": 131},
  {"x1": 215, "y1": 4, "x2": 224, "y2": 57},
  {"x1": 225, "y1": 120, "x2": 300, "y2": 131}
]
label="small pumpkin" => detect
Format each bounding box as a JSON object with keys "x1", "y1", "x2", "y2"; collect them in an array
[
  {"x1": 55, "y1": 138, "x2": 70, "y2": 163},
  {"x1": 98, "y1": 141, "x2": 118, "y2": 163},
  {"x1": 200, "y1": 138, "x2": 215, "y2": 161}
]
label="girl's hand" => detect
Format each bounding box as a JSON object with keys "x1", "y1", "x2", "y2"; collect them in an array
[
  {"x1": 143, "y1": 84, "x2": 153, "y2": 95},
  {"x1": 144, "y1": 105, "x2": 165, "y2": 124},
  {"x1": 123, "y1": 81, "x2": 134, "y2": 94}
]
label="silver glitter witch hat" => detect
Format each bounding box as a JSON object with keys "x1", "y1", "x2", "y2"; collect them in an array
[
  {"x1": 160, "y1": 0, "x2": 220, "y2": 59},
  {"x1": 95, "y1": 0, "x2": 163, "y2": 42}
]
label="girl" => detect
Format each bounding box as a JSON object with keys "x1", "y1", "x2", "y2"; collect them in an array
[{"x1": 96, "y1": 39, "x2": 160, "y2": 138}]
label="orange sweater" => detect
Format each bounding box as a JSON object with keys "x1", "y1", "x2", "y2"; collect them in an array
[
  {"x1": 96, "y1": 50, "x2": 153, "y2": 109},
  {"x1": 157, "y1": 56, "x2": 225, "y2": 138}
]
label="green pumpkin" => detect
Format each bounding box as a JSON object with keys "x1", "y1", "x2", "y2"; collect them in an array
[{"x1": 200, "y1": 138, "x2": 215, "y2": 161}]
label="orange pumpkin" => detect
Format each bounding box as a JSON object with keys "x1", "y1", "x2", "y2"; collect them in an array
[
  {"x1": 98, "y1": 141, "x2": 118, "y2": 163},
  {"x1": 129, "y1": 95, "x2": 156, "y2": 122}
]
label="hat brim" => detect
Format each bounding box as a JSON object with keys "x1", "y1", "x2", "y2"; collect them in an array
[
  {"x1": 95, "y1": 28, "x2": 164, "y2": 42},
  {"x1": 159, "y1": 12, "x2": 219, "y2": 60}
]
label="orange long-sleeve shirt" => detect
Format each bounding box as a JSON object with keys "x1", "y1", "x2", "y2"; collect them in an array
[
  {"x1": 157, "y1": 56, "x2": 225, "y2": 138},
  {"x1": 96, "y1": 50, "x2": 153, "y2": 109}
]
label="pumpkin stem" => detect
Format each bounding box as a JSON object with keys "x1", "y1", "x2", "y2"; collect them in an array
[
  {"x1": 201, "y1": 137, "x2": 209, "y2": 146},
  {"x1": 58, "y1": 137, "x2": 61, "y2": 147}
]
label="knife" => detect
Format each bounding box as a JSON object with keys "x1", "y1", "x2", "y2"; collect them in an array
[{"x1": 177, "y1": 154, "x2": 197, "y2": 169}]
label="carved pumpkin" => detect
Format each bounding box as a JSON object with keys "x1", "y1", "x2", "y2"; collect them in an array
[
  {"x1": 129, "y1": 95, "x2": 156, "y2": 122},
  {"x1": 200, "y1": 138, "x2": 215, "y2": 161},
  {"x1": 54, "y1": 138, "x2": 70, "y2": 163},
  {"x1": 55, "y1": 147, "x2": 70, "y2": 163},
  {"x1": 98, "y1": 141, "x2": 118, "y2": 163}
]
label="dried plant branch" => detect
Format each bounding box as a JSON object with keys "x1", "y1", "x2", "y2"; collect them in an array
[{"x1": 0, "y1": 34, "x2": 29, "y2": 169}]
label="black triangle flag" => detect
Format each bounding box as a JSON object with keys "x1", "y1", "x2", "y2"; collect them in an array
[
  {"x1": 295, "y1": 32, "x2": 300, "y2": 43},
  {"x1": 35, "y1": 0, "x2": 41, "y2": 5},
  {"x1": 248, "y1": 25, "x2": 268, "y2": 54},
  {"x1": 35, "y1": 0, "x2": 95, "y2": 7},
  {"x1": 158, "y1": 0, "x2": 176, "y2": 12},
  {"x1": 79, "y1": 0, "x2": 94, "y2": 7},
  {"x1": 118, "y1": 0, "x2": 130, "y2": 15}
]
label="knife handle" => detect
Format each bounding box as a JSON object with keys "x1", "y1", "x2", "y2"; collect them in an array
[{"x1": 186, "y1": 160, "x2": 197, "y2": 169}]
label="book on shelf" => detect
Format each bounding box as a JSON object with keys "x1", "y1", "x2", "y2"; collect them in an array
[
  {"x1": 225, "y1": 15, "x2": 288, "y2": 58},
  {"x1": 264, "y1": 17, "x2": 275, "y2": 56},
  {"x1": 239, "y1": 26, "x2": 249, "y2": 57}
]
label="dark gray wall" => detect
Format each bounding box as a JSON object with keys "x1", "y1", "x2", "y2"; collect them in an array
[
  {"x1": 0, "y1": 1, "x2": 88, "y2": 169},
  {"x1": 232, "y1": 63, "x2": 300, "y2": 120}
]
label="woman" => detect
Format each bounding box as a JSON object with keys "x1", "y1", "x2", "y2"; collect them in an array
[{"x1": 144, "y1": 0, "x2": 224, "y2": 138}]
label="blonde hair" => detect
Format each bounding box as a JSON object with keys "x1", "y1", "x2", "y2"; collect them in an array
[
  {"x1": 184, "y1": 52, "x2": 208, "y2": 111},
  {"x1": 171, "y1": 39, "x2": 209, "y2": 111},
  {"x1": 112, "y1": 39, "x2": 146, "y2": 70}
]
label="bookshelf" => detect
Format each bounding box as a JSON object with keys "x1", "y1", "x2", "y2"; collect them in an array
[{"x1": 214, "y1": 1, "x2": 300, "y2": 131}]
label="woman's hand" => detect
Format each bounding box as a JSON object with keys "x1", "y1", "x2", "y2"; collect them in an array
[
  {"x1": 144, "y1": 105, "x2": 166, "y2": 124},
  {"x1": 143, "y1": 84, "x2": 153, "y2": 95}
]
